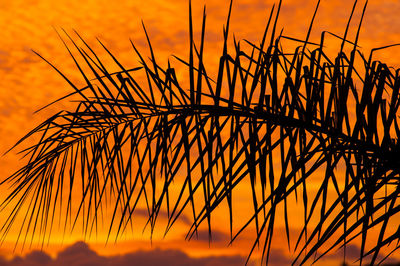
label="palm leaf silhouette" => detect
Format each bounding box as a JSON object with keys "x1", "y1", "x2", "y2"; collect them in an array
[{"x1": 2, "y1": 0, "x2": 400, "y2": 264}]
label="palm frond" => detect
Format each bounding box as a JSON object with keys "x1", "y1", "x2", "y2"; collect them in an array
[{"x1": 3, "y1": 0, "x2": 400, "y2": 264}]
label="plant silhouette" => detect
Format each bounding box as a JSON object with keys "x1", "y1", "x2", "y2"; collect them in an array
[{"x1": 2, "y1": 0, "x2": 400, "y2": 265}]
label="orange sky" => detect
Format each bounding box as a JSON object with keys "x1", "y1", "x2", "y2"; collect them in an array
[{"x1": 1, "y1": 0, "x2": 400, "y2": 265}]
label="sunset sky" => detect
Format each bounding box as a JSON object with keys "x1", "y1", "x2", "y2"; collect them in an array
[{"x1": 1, "y1": 0, "x2": 400, "y2": 265}]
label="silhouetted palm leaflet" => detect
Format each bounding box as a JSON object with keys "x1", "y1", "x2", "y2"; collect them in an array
[{"x1": 2, "y1": 0, "x2": 400, "y2": 265}]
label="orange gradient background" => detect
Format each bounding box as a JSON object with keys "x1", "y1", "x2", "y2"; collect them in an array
[{"x1": 1, "y1": 0, "x2": 400, "y2": 265}]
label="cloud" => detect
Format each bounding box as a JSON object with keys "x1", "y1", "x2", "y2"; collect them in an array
[
  {"x1": 0, "y1": 241, "x2": 251, "y2": 266},
  {"x1": 187, "y1": 229, "x2": 229, "y2": 243},
  {"x1": 325, "y1": 244, "x2": 364, "y2": 261},
  {"x1": 134, "y1": 208, "x2": 192, "y2": 226},
  {"x1": 323, "y1": 244, "x2": 400, "y2": 265},
  {"x1": 267, "y1": 249, "x2": 293, "y2": 266},
  {"x1": 24, "y1": 251, "x2": 52, "y2": 265},
  {"x1": 53, "y1": 242, "x2": 104, "y2": 266}
]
